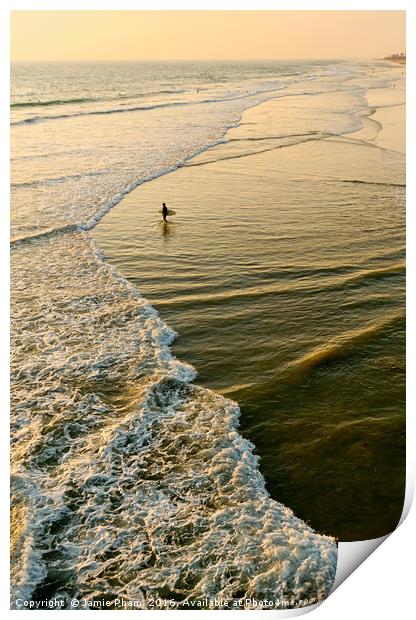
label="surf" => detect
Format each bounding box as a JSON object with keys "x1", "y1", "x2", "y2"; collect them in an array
[
  {"x1": 10, "y1": 231, "x2": 337, "y2": 606},
  {"x1": 284, "y1": 311, "x2": 405, "y2": 378}
]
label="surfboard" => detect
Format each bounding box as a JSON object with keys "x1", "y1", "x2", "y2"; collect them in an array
[{"x1": 159, "y1": 208, "x2": 176, "y2": 215}]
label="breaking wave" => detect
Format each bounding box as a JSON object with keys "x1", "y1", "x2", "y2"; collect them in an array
[
  {"x1": 10, "y1": 90, "x2": 187, "y2": 109},
  {"x1": 10, "y1": 232, "x2": 337, "y2": 607},
  {"x1": 285, "y1": 311, "x2": 405, "y2": 377},
  {"x1": 11, "y1": 86, "x2": 286, "y2": 126}
]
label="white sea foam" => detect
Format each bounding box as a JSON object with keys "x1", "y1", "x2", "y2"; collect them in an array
[{"x1": 11, "y1": 232, "x2": 336, "y2": 607}]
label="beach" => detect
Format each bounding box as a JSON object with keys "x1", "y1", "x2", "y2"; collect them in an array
[{"x1": 11, "y1": 59, "x2": 404, "y2": 606}]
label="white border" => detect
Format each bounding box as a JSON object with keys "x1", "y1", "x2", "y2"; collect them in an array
[{"x1": 2, "y1": 2, "x2": 414, "y2": 618}]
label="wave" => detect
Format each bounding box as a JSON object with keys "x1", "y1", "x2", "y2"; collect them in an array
[
  {"x1": 338, "y1": 179, "x2": 405, "y2": 188},
  {"x1": 10, "y1": 232, "x2": 337, "y2": 606},
  {"x1": 374, "y1": 102, "x2": 406, "y2": 109},
  {"x1": 339, "y1": 262, "x2": 405, "y2": 285},
  {"x1": 182, "y1": 132, "x2": 333, "y2": 168},
  {"x1": 10, "y1": 86, "x2": 286, "y2": 126},
  {"x1": 327, "y1": 135, "x2": 404, "y2": 155},
  {"x1": 10, "y1": 84, "x2": 363, "y2": 128},
  {"x1": 10, "y1": 90, "x2": 187, "y2": 109},
  {"x1": 285, "y1": 311, "x2": 405, "y2": 377},
  {"x1": 153, "y1": 261, "x2": 405, "y2": 310},
  {"x1": 11, "y1": 170, "x2": 105, "y2": 190},
  {"x1": 228, "y1": 130, "x2": 323, "y2": 143},
  {"x1": 11, "y1": 97, "x2": 93, "y2": 108},
  {"x1": 10, "y1": 224, "x2": 81, "y2": 245}
]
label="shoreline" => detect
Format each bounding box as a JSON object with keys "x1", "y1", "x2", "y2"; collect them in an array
[{"x1": 383, "y1": 56, "x2": 406, "y2": 65}]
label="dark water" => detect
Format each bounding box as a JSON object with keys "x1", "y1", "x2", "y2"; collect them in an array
[{"x1": 93, "y1": 88, "x2": 405, "y2": 541}]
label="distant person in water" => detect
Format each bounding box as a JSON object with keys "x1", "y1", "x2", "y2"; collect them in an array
[{"x1": 162, "y1": 202, "x2": 168, "y2": 222}]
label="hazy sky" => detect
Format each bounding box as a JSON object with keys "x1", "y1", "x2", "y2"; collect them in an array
[{"x1": 11, "y1": 11, "x2": 405, "y2": 62}]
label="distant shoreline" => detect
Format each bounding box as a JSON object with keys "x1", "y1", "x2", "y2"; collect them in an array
[{"x1": 383, "y1": 56, "x2": 406, "y2": 65}]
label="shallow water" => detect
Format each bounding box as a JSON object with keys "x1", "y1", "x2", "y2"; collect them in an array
[
  {"x1": 11, "y1": 59, "x2": 404, "y2": 606},
  {"x1": 93, "y1": 80, "x2": 405, "y2": 542}
]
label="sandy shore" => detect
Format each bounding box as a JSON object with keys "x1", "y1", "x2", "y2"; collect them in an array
[
  {"x1": 344, "y1": 72, "x2": 405, "y2": 153},
  {"x1": 372, "y1": 104, "x2": 405, "y2": 153}
]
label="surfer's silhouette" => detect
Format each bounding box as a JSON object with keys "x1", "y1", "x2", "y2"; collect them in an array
[{"x1": 162, "y1": 202, "x2": 168, "y2": 222}]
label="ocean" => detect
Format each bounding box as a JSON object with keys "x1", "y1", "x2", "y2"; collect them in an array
[{"x1": 11, "y1": 59, "x2": 404, "y2": 607}]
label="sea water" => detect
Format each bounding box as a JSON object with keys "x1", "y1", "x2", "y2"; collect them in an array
[{"x1": 11, "y1": 59, "x2": 404, "y2": 606}]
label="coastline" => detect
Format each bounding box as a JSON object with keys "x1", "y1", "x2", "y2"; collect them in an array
[
  {"x1": 344, "y1": 69, "x2": 405, "y2": 153},
  {"x1": 383, "y1": 56, "x2": 406, "y2": 65}
]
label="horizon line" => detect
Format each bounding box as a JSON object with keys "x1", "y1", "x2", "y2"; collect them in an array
[{"x1": 11, "y1": 56, "x2": 389, "y2": 63}]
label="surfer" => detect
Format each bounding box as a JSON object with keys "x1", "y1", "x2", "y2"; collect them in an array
[{"x1": 162, "y1": 202, "x2": 168, "y2": 222}]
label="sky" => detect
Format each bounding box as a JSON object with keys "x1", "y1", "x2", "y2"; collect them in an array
[{"x1": 11, "y1": 11, "x2": 405, "y2": 62}]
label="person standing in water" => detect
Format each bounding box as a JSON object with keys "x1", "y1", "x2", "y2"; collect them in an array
[{"x1": 162, "y1": 202, "x2": 168, "y2": 222}]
